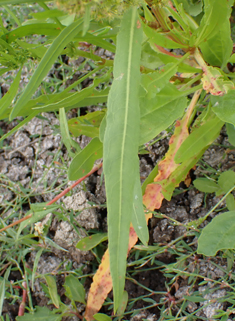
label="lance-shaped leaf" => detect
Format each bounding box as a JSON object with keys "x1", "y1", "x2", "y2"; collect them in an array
[
  {"x1": 103, "y1": 7, "x2": 142, "y2": 311},
  {"x1": 10, "y1": 18, "x2": 83, "y2": 119},
  {"x1": 0, "y1": 67, "x2": 21, "y2": 119}
]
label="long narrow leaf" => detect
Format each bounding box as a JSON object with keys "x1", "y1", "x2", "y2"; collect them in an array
[
  {"x1": 10, "y1": 18, "x2": 83, "y2": 120},
  {"x1": 0, "y1": 67, "x2": 21, "y2": 119},
  {"x1": 103, "y1": 7, "x2": 142, "y2": 311}
]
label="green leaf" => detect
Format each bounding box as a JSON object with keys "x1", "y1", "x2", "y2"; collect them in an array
[
  {"x1": 44, "y1": 275, "x2": 60, "y2": 309},
  {"x1": 2, "y1": 24, "x2": 61, "y2": 43},
  {"x1": 0, "y1": 279, "x2": 5, "y2": 316},
  {"x1": 218, "y1": 170, "x2": 235, "y2": 194},
  {"x1": 82, "y1": 4, "x2": 91, "y2": 36},
  {"x1": 10, "y1": 18, "x2": 83, "y2": 119},
  {"x1": 32, "y1": 9, "x2": 65, "y2": 20},
  {"x1": 16, "y1": 306, "x2": 62, "y2": 321},
  {"x1": 226, "y1": 123, "x2": 235, "y2": 147},
  {"x1": 212, "y1": 91, "x2": 235, "y2": 126},
  {"x1": 16, "y1": 40, "x2": 47, "y2": 59},
  {"x1": 184, "y1": 295, "x2": 206, "y2": 303},
  {"x1": 141, "y1": 63, "x2": 178, "y2": 98},
  {"x1": 142, "y1": 22, "x2": 188, "y2": 49},
  {"x1": 200, "y1": 19, "x2": 233, "y2": 68},
  {"x1": 68, "y1": 137, "x2": 103, "y2": 181},
  {"x1": 32, "y1": 248, "x2": 44, "y2": 291},
  {"x1": 193, "y1": 178, "x2": 219, "y2": 193},
  {"x1": 93, "y1": 314, "x2": 112, "y2": 321},
  {"x1": 116, "y1": 290, "x2": 128, "y2": 319},
  {"x1": 191, "y1": 0, "x2": 231, "y2": 47},
  {"x1": 103, "y1": 7, "x2": 142, "y2": 312},
  {"x1": 161, "y1": 149, "x2": 205, "y2": 201},
  {"x1": 0, "y1": 67, "x2": 21, "y2": 119},
  {"x1": 33, "y1": 80, "x2": 97, "y2": 112},
  {"x1": 139, "y1": 84, "x2": 187, "y2": 145},
  {"x1": 175, "y1": 116, "x2": 224, "y2": 163},
  {"x1": 76, "y1": 233, "x2": 107, "y2": 251},
  {"x1": 226, "y1": 194, "x2": 235, "y2": 211},
  {"x1": 197, "y1": 211, "x2": 235, "y2": 256},
  {"x1": 132, "y1": 177, "x2": 148, "y2": 245},
  {"x1": 64, "y1": 275, "x2": 85, "y2": 304},
  {"x1": 59, "y1": 108, "x2": 81, "y2": 157},
  {"x1": 68, "y1": 110, "x2": 105, "y2": 138}
]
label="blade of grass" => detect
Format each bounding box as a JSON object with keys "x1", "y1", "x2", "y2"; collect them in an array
[{"x1": 10, "y1": 18, "x2": 83, "y2": 120}]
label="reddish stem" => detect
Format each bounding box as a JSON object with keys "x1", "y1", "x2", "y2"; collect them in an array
[
  {"x1": 47, "y1": 163, "x2": 102, "y2": 205},
  {"x1": 0, "y1": 163, "x2": 103, "y2": 233},
  {"x1": 18, "y1": 281, "x2": 27, "y2": 316}
]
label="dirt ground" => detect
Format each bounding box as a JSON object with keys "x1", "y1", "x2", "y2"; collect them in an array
[{"x1": 1, "y1": 57, "x2": 235, "y2": 321}]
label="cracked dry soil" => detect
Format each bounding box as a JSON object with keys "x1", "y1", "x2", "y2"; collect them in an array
[{"x1": 1, "y1": 53, "x2": 235, "y2": 320}]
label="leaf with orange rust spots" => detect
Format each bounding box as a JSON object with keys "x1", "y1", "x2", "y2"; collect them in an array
[
  {"x1": 142, "y1": 90, "x2": 201, "y2": 211},
  {"x1": 84, "y1": 214, "x2": 152, "y2": 321},
  {"x1": 201, "y1": 66, "x2": 233, "y2": 96},
  {"x1": 143, "y1": 118, "x2": 189, "y2": 211}
]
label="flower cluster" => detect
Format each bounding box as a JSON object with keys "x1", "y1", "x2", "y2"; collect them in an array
[{"x1": 56, "y1": 0, "x2": 140, "y2": 21}]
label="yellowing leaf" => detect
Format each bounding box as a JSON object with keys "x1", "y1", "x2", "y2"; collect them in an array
[{"x1": 84, "y1": 214, "x2": 152, "y2": 321}]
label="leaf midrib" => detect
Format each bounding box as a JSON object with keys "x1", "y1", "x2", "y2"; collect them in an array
[{"x1": 118, "y1": 8, "x2": 137, "y2": 292}]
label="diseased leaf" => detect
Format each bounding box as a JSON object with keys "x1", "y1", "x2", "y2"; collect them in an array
[
  {"x1": 76, "y1": 233, "x2": 108, "y2": 251},
  {"x1": 64, "y1": 275, "x2": 85, "y2": 304},
  {"x1": 197, "y1": 211, "x2": 235, "y2": 256},
  {"x1": 10, "y1": 18, "x2": 83, "y2": 119},
  {"x1": 68, "y1": 137, "x2": 102, "y2": 181},
  {"x1": 68, "y1": 110, "x2": 105, "y2": 138},
  {"x1": 84, "y1": 249, "x2": 113, "y2": 321},
  {"x1": 200, "y1": 66, "x2": 233, "y2": 96},
  {"x1": 174, "y1": 116, "x2": 224, "y2": 163},
  {"x1": 103, "y1": 7, "x2": 142, "y2": 311},
  {"x1": 142, "y1": 91, "x2": 200, "y2": 210},
  {"x1": 44, "y1": 275, "x2": 60, "y2": 309},
  {"x1": 84, "y1": 215, "x2": 152, "y2": 321}
]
